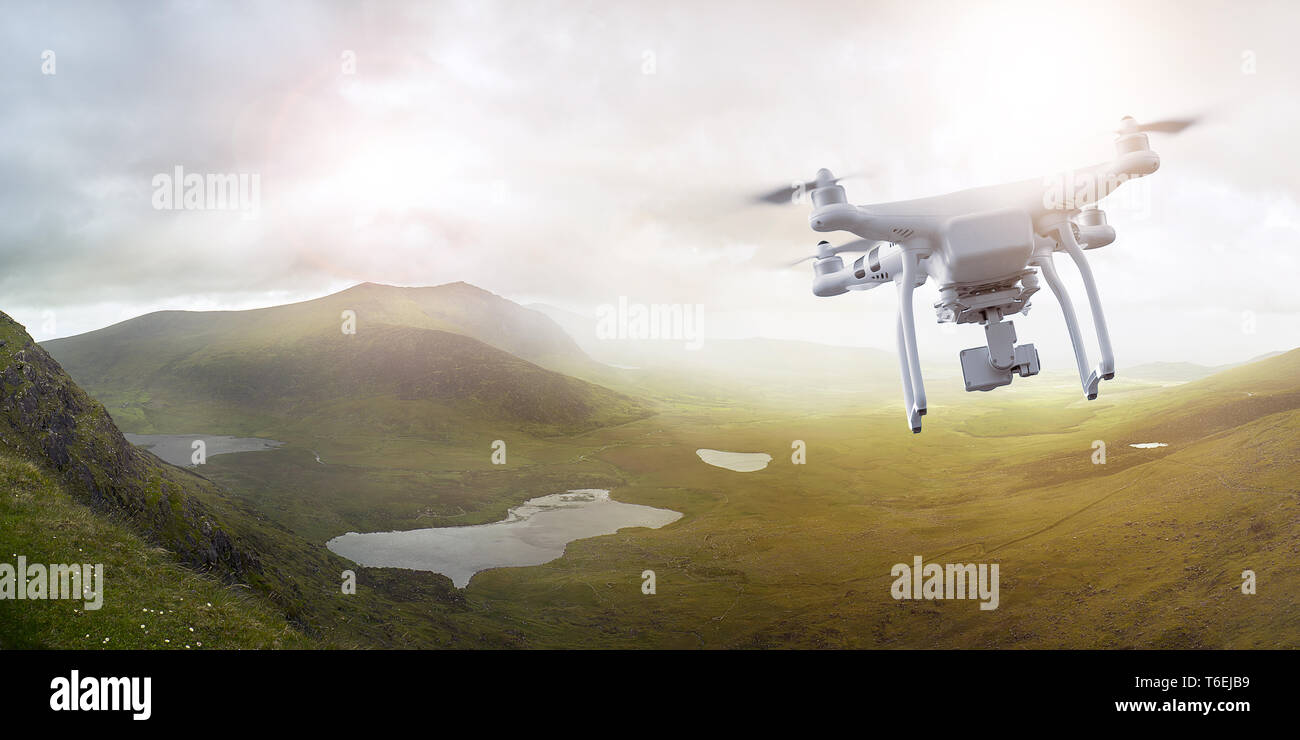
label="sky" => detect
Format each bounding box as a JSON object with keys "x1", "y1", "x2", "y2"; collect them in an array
[{"x1": 2, "y1": 0, "x2": 1299, "y2": 368}]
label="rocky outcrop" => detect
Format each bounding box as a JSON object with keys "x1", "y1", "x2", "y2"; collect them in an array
[{"x1": 0, "y1": 311, "x2": 260, "y2": 579}]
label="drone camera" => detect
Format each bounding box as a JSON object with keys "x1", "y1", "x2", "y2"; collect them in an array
[{"x1": 960, "y1": 320, "x2": 1040, "y2": 392}]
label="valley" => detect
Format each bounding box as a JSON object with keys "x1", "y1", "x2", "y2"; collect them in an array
[{"x1": 5, "y1": 283, "x2": 1297, "y2": 649}]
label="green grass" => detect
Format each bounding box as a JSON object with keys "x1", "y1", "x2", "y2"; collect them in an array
[
  {"x1": 22, "y1": 293, "x2": 1300, "y2": 649},
  {"x1": 168, "y1": 355, "x2": 1300, "y2": 648},
  {"x1": 0, "y1": 452, "x2": 315, "y2": 649},
  {"x1": 0, "y1": 449, "x2": 523, "y2": 650},
  {"x1": 434, "y1": 391, "x2": 1298, "y2": 648}
]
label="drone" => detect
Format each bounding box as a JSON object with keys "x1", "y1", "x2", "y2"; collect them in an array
[{"x1": 762, "y1": 116, "x2": 1196, "y2": 433}]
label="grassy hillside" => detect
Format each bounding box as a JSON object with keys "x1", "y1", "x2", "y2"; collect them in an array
[
  {"x1": 2, "y1": 311, "x2": 265, "y2": 577},
  {"x1": 88, "y1": 324, "x2": 645, "y2": 439},
  {"x1": 1093, "y1": 348, "x2": 1300, "y2": 452},
  {"x1": 419, "y1": 363, "x2": 1299, "y2": 648},
  {"x1": 0, "y1": 452, "x2": 312, "y2": 649},
  {"x1": 1120, "y1": 360, "x2": 1220, "y2": 383}
]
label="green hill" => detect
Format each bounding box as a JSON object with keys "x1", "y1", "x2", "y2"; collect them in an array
[
  {"x1": 42, "y1": 282, "x2": 648, "y2": 439},
  {"x1": 1090, "y1": 348, "x2": 1300, "y2": 453},
  {"x1": 46, "y1": 281, "x2": 589, "y2": 372},
  {"x1": 1120, "y1": 360, "x2": 1220, "y2": 383}
]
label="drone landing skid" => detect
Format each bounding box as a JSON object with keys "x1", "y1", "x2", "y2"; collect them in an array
[
  {"x1": 1034, "y1": 223, "x2": 1116, "y2": 401},
  {"x1": 895, "y1": 252, "x2": 927, "y2": 433}
]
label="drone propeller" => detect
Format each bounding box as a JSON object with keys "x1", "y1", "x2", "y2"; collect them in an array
[
  {"x1": 1116, "y1": 115, "x2": 1200, "y2": 136},
  {"x1": 756, "y1": 169, "x2": 860, "y2": 205},
  {"x1": 784, "y1": 238, "x2": 878, "y2": 266}
]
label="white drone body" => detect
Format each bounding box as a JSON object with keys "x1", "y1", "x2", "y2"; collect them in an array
[{"x1": 797, "y1": 117, "x2": 1167, "y2": 433}]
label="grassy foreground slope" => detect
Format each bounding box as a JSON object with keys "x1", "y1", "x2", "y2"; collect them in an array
[
  {"x1": 2, "y1": 311, "x2": 517, "y2": 648},
  {"x1": 0, "y1": 453, "x2": 312, "y2": 649}
]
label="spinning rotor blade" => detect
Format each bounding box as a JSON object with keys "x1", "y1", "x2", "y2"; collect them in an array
[
  {"x1": 1116, "y1": 115, "x2": 1201, "y2": 136},
  {"x1": 755, "y1": 171, "x2": 860, "y2": 205},
  {"x1": 1134, "y1": 117, "x2": 1198, "y2": 134}
]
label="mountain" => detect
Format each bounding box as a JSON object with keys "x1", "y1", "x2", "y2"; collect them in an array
[
  {"x1": 1182, "y1": 347, "x2": 1300, "y2": 398},
  {"x1": 528, "y1": 302, "x2": 907, "y2": 403},
  {"x1": 42, "y1": 283, "x2": 647, "y2": 438},
  {"x1": 330, "y1": 282, "x2": 593, "y2": 371},
  {"x1": 1120, "y1": 351, "x2": 1290, "y2": 385},
  {"x1": 1120, "y1": 361, "x2": 1222, "y2": 383},
  {"x1": 1087, "y1": 347, "x2": 1300, "y2": 455}
]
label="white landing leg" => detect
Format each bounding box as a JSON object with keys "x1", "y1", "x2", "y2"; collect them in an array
[
  {"x1": 1055, "y1": 223, "x2": 1116, "y2": 381},
  {"x1": 896, "y1": 250, "x2": 926, "y2": 432},
  {"x1": 1036, "y1": 254, "x2": 1100, "y2": 400},
  {"x1": 895, "y1": 311, "x2": 918, "y2": 432}
]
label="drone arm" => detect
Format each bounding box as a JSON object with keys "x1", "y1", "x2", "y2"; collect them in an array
[
  {"x1": 1035, "y1": 149, "x2": 1160, "y2": 218},
  {"x1": 812, "y1": 242, "x2": 902, "y2": 295},
  {"x1": 809, "y1": 203, "x2": 903, "y2": 243}
]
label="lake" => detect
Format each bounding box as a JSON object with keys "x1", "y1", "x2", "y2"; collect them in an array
[
  {"x1": 124, "y1": 434, "x2": 284, "y2": 466},
  {"x1": 696, "y1": 448, "x2": 772, "y2": 472},
  {"x1": 326, "y1": 489, "x2": 682, "y2": 588}
]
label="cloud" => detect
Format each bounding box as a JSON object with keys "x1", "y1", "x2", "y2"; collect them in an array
[{"x1": 1, "y1": 0, "x2": 1299, "y2": 365}]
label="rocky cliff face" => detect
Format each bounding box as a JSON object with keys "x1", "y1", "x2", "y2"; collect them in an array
[{"x1": 0, "y1": 311, "x2": 259, "y2": 578}]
